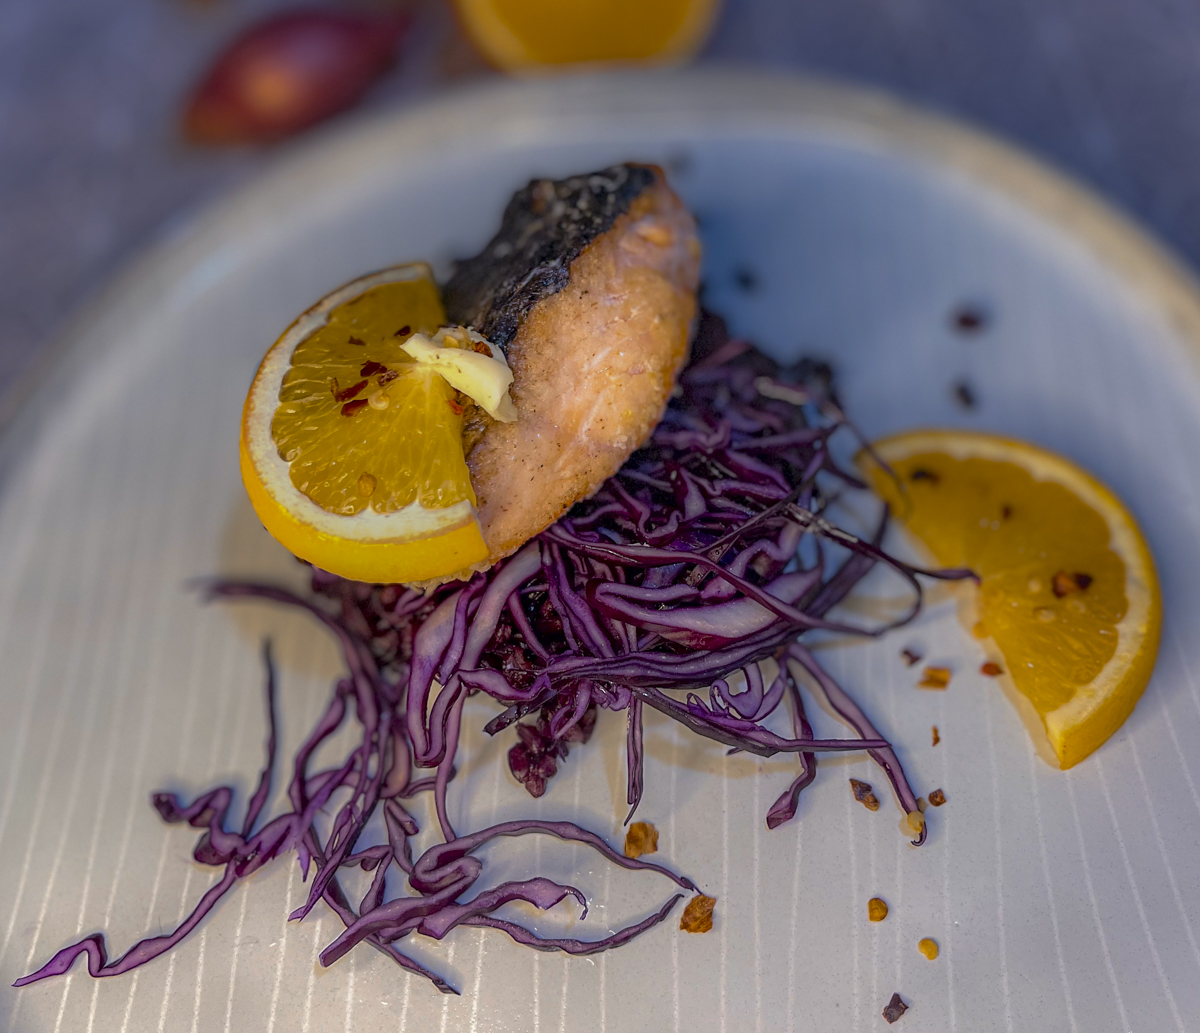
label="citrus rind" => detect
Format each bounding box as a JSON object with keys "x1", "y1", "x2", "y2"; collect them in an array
[{"x1": 240, "y1": 437, "x2": 487, "y2": 584}]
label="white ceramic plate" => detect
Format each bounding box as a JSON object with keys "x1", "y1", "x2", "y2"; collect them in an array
[{"x1": 3, "y1": 69, "x2": 1200, "y2": 1033}]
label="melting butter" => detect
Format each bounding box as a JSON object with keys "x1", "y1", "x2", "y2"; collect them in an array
[{"x1": 400, "y1": 327, "x2": 517, "y2": 423}]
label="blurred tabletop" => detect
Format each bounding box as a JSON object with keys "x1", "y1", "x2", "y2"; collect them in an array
[{"x1": 3, "y1": 0, "x2": 1200, "y2": 400}]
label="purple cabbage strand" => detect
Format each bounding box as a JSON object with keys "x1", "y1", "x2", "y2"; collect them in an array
[{"x1": 16, "y1": 316, "x2": 970, "y2": 995}]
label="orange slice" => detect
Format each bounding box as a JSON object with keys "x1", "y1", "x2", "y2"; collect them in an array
[
  {"x1": 859, "y1": 429, "x2": 1161, "y2": 769},
  {"x1": 453, "y1": 0, "x2": 720, "y2": 72},
  {"x1": 240, "y1": 263, "x2": 491, "y2": 584}
]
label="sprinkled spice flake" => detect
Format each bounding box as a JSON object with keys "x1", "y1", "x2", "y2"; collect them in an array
[
  {"x1": 1052, "y1": 570, "x2": 1093, "y2": 597},
  {"x1": 340, "y1": 398, "x2": 368, "y2": 417},
  {"x1": 918, "y1": 937, "x2": 939, "y2": 960},
  {"x1": 931, "y1": 725, "x2": 941, "y2": 747},
  {"x1": 347, "y1": 335, "x2": 365, "y2": 346},
  {"x1": 980, "y1": 661, "x2": 1003, "y2": 677},
  {"x1": 733, "y1": 266, "x2": 759, "y2": 293},
  {"x1": 868, "y1": 897, "x2": 888, "y2": 922},
  {"x1": 953, "y1": 380, "x2": 977, "y2": 409},
  {"x1": 901, "y1": 648, "x2": 922, "y2": 667},
  {"x1": 951, "y1": 303, "x2": 988, "y2": 333},
  {"x1": 928, "y1": 789, "x2": 947, "y2": 807},
  {"x1": 680, "y1": 894, "x2": 716, "y2": 933},
  {"x1": 360, "y1": 360, "x2": 388, "y2": 377},
  {"x1": 332, "y1": 378, "x2": 368, "y2": 402},
  {"x1": 393, "y1": 324, "x2": 411, "y2": 337},
  {"x1": 918, "y1": 666, "x2": 951, "y2": 690},
  {"x1": 850, "y1": 778, "x2": 880, "y2": 812},
  {"x1": 447, "y1": 397, "x2": 466, "y2": 415},
  {"x1": 909, "y1": 468, "x2": 939, "y2": 485},
  {"x1": 882, "y1": 992, "x2": 909, "y2": 1023},
  {"x1": 624, "y1": 822, "x2": 659, "y2": 859}
]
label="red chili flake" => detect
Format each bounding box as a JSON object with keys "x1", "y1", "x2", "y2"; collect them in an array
[
  {"x1": 377, "y1": 369, "x2": 399, "y2": 386},
  {"x1": 447, "y1": 398, "x2": 465, "y2": 416},
  {"x1": 918, "y1": 666, "x2": 951, "y2": 690},
  {"x1": 1001, "y1": 504, "x2": 1013, "y2": 520},
  {"x1": 850, "y1": 778, "x2": 880, "y2": 812},
  {"x1": 882, "y1": 992, "x2": 909, "y2": 1023},
  {"x1": 334, "y1": 378, "x2": 368, "y2": 402},
  {"x1": 953, "y1": 380, "x2": 977, "y2": 409},
  {"x1": 341, "y1": 399, "x2": 368, "y2": 417},
  {"x1": 901, "y1": 648, "x2": 922, "y2": 667},
  {"x1": 980, "y1": 661, "x2": 1003, "y2": 677},
  {"x1": 909, "y1": 468, "x2": 939, "y2": 484},
  {"x1": 348, "y1": 335, "x2": 365, "y2": 346},
  {"x1": 931, "y1": 725, "x2": 941, "y2": 747},
  {"x1": 472, "y1": 340, "x2": 493, "y2": 357},
  {"x1": 733, "y1": 266, "x2": 759, "y2": 293},
  {"x1": 623, "y1": 821, "x2": 659, "y2": 859},
  {"x1": 360, "y1": 360, "x2": 388, "y2": 377},
  {"x1": 928, "y1": 788, "x2": 947, "y2": 807},
  {"x1": 951, "y1": 303, "x2": 988, "y2": 333},
  {"x1": 1052, "y1": 571, "x2": 1093, "y2": 597},
  {"x1": 394, "y1": 324, "x2": 412, "y2": 337},
  {"x1": 680, "y1": 894, "x2": 716, "y2": 933}
]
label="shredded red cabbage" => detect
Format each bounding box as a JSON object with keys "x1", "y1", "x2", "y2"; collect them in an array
[{"x1": 16, "y1": 314, "x2": 970, "y2": 996}]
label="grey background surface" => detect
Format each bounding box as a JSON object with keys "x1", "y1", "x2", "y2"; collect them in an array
[{"x1": 3, "y1": 0, "x2": 1198, "y2": 396}]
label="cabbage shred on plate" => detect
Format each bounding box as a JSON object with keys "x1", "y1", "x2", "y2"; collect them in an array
[{"x1": 16, "y1": 316, "x2": 967, "y2": 995}]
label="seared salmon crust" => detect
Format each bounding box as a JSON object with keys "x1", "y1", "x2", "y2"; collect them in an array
[
  {"x1": 439, "y1": 163, "x2": 701, "y2": 577},
  {"x1": 444, "y1": 164, "x2": 660, "y2": 346}
]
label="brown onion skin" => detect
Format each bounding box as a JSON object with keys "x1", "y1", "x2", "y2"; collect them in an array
[{"x1": 183, "y1": 10, "x2": 411, "y2": 145}]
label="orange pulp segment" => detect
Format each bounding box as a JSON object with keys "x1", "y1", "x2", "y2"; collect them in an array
[{"x1": 860, "y1": 429, "x2": 1160, "y2": 768}]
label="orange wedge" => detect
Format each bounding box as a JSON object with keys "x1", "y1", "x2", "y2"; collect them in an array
[
  {"x1": 240, "y1": 263, "x2": 491, "y2": 584},
  {"x1": 453, "y1": 0, "x2": 720, "y2": 72},
  {"x1": 859, "y1": 430, "x2": 1160, "y2": 769}
]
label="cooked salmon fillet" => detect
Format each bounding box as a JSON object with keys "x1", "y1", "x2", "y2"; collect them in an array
[{"x1": 443, "y1": 163, "x2": 701, "y2": 569}]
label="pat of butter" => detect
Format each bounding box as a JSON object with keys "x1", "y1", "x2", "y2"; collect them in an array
[{"x1": 401, "y1": 328, "x2": 517, "y2": 423}]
